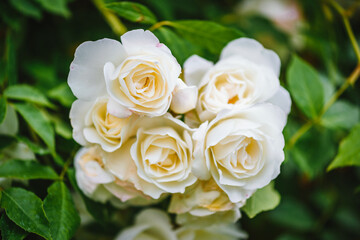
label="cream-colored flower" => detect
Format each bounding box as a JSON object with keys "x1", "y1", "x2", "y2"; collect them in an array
[
  {"x1": 115, "y1": 209, "x2": 177, "y2": 240},
  {"x1": 176, "y1": 223, "x2": 247, "y2": 240},
  {"x1": 70, "y1": 97, "x2": 136, "y2": 152},
  {"x1": 192, "y1": 103, "x2": 286, "y2": 203},
  {"x1": 107, "y1": 114, "x2": 196, "y2": 199},
  {"x1": 169, "y1": 178, "x2": 244, "y2": 217},
  {"x1": 68, "y1": 29, "x2": 196, "y2": 117},
  {"x1": 184, "y1": 38, "x2": 291, "y2": 122},
  {"x1": 74, "y1": 146, "x2": 149, "y2": 203}
]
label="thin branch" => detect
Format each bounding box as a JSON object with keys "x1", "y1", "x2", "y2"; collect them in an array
[
  {"x1": 148, "y1": 21, "x2": 172, "y2": 32},
  {"x1": 288, "y1": 1, "x2": 360, "y2": 148},
  {"x1": 93, "y1": 0, "x2": 127, "y2": 37}
]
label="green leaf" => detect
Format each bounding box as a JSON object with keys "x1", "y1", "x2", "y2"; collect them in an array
[
  {"x1": 35, "y1": 0, "x2": 70, "y2": 17},
  {"x1": 5, "y1": 29, "x2": 18, "y2": 86},
  {"x1": 0, "y1": 214, "x2": 28, "y2": 240},
  {"x1": 328, "y1": 124, "x2": 360, "y2": 171},
  {"x1": 43, "y1": 182, "x2": 80, "y2": 240},
  {"x1": 17, "y1": 136, "x2": 50, "y2": 155},
  {"x1": 0, "y1": 134, "x2": 17, "y2": 150},
  {"x1": 154, "y1": 27, "x2": 200, "y2": 65},
  {"x1": 47, "y1": 115, "x2": 72, "y2": 139},
  {"x1": 287, "y1": 55, "x2": 324, "y2": 119},
  {"x1": 9, "y1": 0, "x2": 42, "y2": 20},
  {"x1": 334, "y1": 207, "x2": 360, "y2": 234},
  {"x1": 106, "y1": 1, "x2": 157, "y2": 24},
  {"x1": 0, "y1": 104, "x2": 18, "y2": 136},
  {"x1": 289, "y1": 128, "x2": 336, "y2": 178},
  {"x1": 5, "y1": 84, "x2": 55, "y2": 108},
  {"x1": 167, "y1": 20, "x2": 244, "y2": 54},
  {"x1": 0, "y1": 96, "x2": 6, "y2": 124},
  {"x1": 276, "y1": 234, "x2": 305, "y2": 240},
  {"x1": 269, "y1": 197, "x2": 315, "y2": 231},
  {"x1": 0, "y1": 160, "x2": 58, "y2": 180},
  {"x1": 321, "y1": 101, "x2": 359, "y2": 130},
  {"x1": 13, "y1": 103, "x2": 55, "y2": 151},
  {"x1": 48, "y1": 83, "x2": 75, "y2": 107},
  {"x1": 24, "y1": 61, "x2": 57, "y2": 89},
  {"x1": 0, "y1": 188, "x2": 51, "y2": 240},
  {"x1": 242, "y1": 182, "x2": 280, "y2": 218}
]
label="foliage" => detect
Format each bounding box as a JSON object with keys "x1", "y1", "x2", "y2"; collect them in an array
[{"x1": 0, "y1": 0, "x2": 360, "y2": 239}]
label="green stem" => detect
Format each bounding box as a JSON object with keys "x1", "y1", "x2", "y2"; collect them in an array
[
  {"x1": 288, "y1": 1, "x2": 360, "y2": 148},
  {"x1": 328, "y1": 0, "x2": 360, "y2": 63},
  {"x1": 93, "y1": 0, "x2": 127, "y2": 36},
  {"x1": 59, "y1": 147, "x2": 78, "y2": 180},
  {"x1": 148, "y1": 21, "x2": 172, "y2": 32},
  {"x1": 59, "y1": 157, "x2": 72, "y2": 180}
]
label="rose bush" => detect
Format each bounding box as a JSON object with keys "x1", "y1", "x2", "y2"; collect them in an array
[{"x1": 65, "y1": 23, "x2": 290, "y2": 240}]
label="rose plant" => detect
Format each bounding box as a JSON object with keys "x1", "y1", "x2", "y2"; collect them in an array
[
  {"x1": 2, "y1": 1, "x2": 356, "y2": 240},
  {"x1": 67, "y1": 26, "x2": 290, "y2": 235}
]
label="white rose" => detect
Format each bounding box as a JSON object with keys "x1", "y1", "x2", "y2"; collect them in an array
[
  {"x1": 70, "y1": 96, "x2": 136, "y2": 152},
  {"x1": 106, "y1": 114, "x2": 196, "y2": 199},
  {"x1": 68, "y1": 29, "x2": 196, "y2": 117},
  {"x1": 176, "y1": 223, "x2": 247, "y2": 240},
  {"x1": 169, "y1": 178, "x2": 244, "y2": 218},
  {"x1": 192, "y1": 103, "x2": 286, "y2": 203},
  {"x1": 115, "y1": 209, "x2": 177, "y2": 240},
  {"x1": 184, "y1": 38, "x2": 291, "y2": 121},
  {"x1": 74, "y1": 146, "x2": 149, "y2": 203}
]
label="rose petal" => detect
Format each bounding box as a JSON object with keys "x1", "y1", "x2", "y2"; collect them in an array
[
  {"x1": 220, "y1": 38, "x2": 281, "y2": 77},
  {"x1": 70, "y1": 99, "x2": 93, "y2": 146},
  {"x1": 121, "y1": 29, "x2": 172, "y2": 55},
  {"x1": 68, "y1": 38, "x2": 126, "y2": 100},
  {"x1": 192, "y1": 122, "x2": 211, "y2": 180},
  {"x1": 184, "y1": 55, "x2": 214, "y2": 87},
  {"x1": 267, "y1": 86, "x2": 292, "y2": 115},
  {"x1": 170, "y1": 80, "x2": 198, "y2": 114},
  {"x1": 107, "y1": 98, "x2": 133, "y2": 118}
]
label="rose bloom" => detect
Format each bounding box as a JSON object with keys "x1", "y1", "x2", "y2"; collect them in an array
[
  {"x1": 106, "y1": 114, "x2": 197, "y2": 199},
  {"x1": 169, "y1": 178, "x2": 244, "y2": 217},
  {"x1": 68, "y1": 29, "x2": 196, "y2": 119},
  {"x1": 74, "y1": 146, "x2": 150, "y2": 203},
  {"x1": 115, "y1": 209, "x2": 177, "y2": 240},
  {"x1": 192, "y1": 103, "x2": 286, "y2": 203},
  {"x1": 70, "y1": 96, "x2": 137, "y2": 152},
  {"x1": 184, "y1": 37, "x2": 291, "y2": 122},
  {"x1": 176, "y1": 223, "x2": 247, "y2": 240}
]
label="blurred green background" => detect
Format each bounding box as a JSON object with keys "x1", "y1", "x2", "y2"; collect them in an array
[{"x1": 1, "y1": 0, "x2": 360, "y2": 239}]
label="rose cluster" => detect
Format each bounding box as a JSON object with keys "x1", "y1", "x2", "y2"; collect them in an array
[{"x1": 68, "y1": 29, "x2": 291, "y2": 230}]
